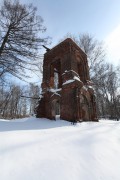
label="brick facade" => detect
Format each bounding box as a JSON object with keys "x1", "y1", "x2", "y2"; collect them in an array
[{"x1": 36, "y1": 38, "x2": 98, "y2": 122}]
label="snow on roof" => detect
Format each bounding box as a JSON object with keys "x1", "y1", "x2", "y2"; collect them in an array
[
  {"x1": 62, "y1": 70, "x2": 80, "y2": 78},
  {"x1": 88, "y1": 86, "x2": 94, "y2": 90},
  {"x1": 62, "y1": 79, "x2": 75, "y2": 85},
  {"x1": 63, "y1": 76, "x2": 81, "y2": 86},
  {"x1": 51, "y1": 93, "x2": 61, "y2": 97},
  {"x1": 49, "y1": 88, "x2": 62, "y2": 93},
  {"x1": 82, "y1": 86, "x2": 88, "y2": 91},
  {"x1": 73, "y1": 76, "x2": 81, "y2": 82}
]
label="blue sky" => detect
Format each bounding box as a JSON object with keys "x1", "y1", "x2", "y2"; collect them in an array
[
  {"x1": 20, "y1": 0, "x2": 120, "y2": 64},
  {"x1": 18, "y1": 0, "x2": 120, "y2": 39},
  {"x1": 17, "y1": 0, "x2": 120, "y2": 84},
  {"x1": 38, "y1": 0, "x2": 120, "y2": 42},
  {"x1": 1, "y1": 0, "x2": 120, "y2": 61},
  {"x1": 2, "y1": 0, "x2": 120, "y2": 84}
]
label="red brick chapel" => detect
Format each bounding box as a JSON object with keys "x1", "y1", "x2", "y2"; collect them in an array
[{"x1": 36, "y1": 38, "x2": 97, "y2": 122}]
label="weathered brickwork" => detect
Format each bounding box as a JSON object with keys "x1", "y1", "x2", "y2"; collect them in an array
[{"x1": 36, "y1": 38, "x2": 98, "y2": 122}]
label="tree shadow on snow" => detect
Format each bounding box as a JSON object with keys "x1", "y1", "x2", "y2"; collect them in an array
[{"x1": 0, "y1": 117, "x2": 72, "y2": 132}]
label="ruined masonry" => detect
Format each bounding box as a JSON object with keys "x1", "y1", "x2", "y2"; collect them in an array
[{"x1": 36, "y1": 38, "x2": 98, "y2": 122}]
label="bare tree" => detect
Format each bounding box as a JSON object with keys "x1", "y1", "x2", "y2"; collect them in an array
[
  {"x1": 0, "y1": 0, "x2": 49, "y2": 81},
  {"x1": 0, "y1": 82, "x2": 41, "y2": 119},
  {"x1": 59, "y1": 33, "x2": 105, "y2": 77},
  {"x1": 77, "y1": 34, "x2": 105, "y2": 78},
  {"x1": 29, "y1": 83, "x2": 40, "y2": 115},
  {"x1": 93, "y1": 63, "x2": 120, "y2": 118}
]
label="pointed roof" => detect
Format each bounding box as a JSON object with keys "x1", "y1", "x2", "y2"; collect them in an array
[{"x1": 44, "y1": 38, "x2": 87, "y2": 57}]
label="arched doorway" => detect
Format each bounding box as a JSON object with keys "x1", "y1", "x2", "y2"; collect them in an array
[
  {"x1": 81, "y1": 104, "x2": 89, "y2": 121},
  {"x1": 52, "y1": 99, "x2": 60, "y2": 120},
  {"x1": 80, "y1": 95, "x2": 90, "y2": 121}
]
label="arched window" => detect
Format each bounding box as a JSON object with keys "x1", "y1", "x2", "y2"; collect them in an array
[
  {"x1": 54, "y1": 70, "x2": 59, "y2": 89},
  {"x1": 50, "y1": 60, "x2": 62, "y2": 89}
]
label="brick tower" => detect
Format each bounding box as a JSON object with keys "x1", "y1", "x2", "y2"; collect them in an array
[{"x1": 36, "y1": 38, "x2": 97, "y2": 122}]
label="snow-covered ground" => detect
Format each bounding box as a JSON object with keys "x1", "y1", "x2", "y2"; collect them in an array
[{"x1": 0, "y1": 117, "x2": 120, "y2": 180}]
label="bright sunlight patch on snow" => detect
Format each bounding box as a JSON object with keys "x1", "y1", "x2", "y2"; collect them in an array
[{"x1": 0, "y1": 117, "x2": 120, "y2": 180}]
